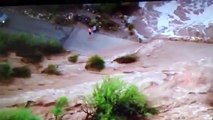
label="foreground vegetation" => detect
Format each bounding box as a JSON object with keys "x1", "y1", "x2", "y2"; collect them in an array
[
  {"x1": 0, "y1": 108, "x2": 41, "y2": 120},
  {"x1": 51, "y1": 96, "x2": 69, "y2": 120},
  {"x1": 0, "y1": 31, "x2": 64, "y2": 63},
  {"x1": 0, "y1": 61, "x2": 32, "y2": 80},
  {"x1": 84, "y1": 77, "x2": 158, "y2": 120}
]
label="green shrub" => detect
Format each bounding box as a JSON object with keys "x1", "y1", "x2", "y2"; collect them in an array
[
  {"x1": 0, "y1": 31, "x2": 10, "y2": 56},
  {"x1": 85, "y1": 77, "x2": 158, "y2": 120},
  {"x1": 0, "y1": 62, "x2": 13, "y2": 80},
  {"x1": 68, "y1": 54, "x2": 78, "y2": 63},
  {"x1": 51, "y1": 96, "x2": 68, "y2": 120},
  {"x1": 20, "y1": 51, "x2": 44, "y2": 63},
  {"x1": 41, "y1": 64, "x2": 61, "y2": 75},
  {"x1": 0, "y1": 31, "x2": 64, "y2": 59},
  {"x1": 85, "y1": 55, "x2": 105, "y2": 71},
  {"x1": 128, "y1": 24, "x2": 134, "y2": 31},
  {"x1": 12, "y1": 66, "x2": 31, "y2": 78},
  {"x1": 0, "y1": 108, "x2": 41, "y2": 120},
  {"x1": 0, "y1": 40, "x2": 9, "y2": 56},
  {"x1": 39, "y1": 39, "x2": 64, "y2": 55},
  {"x1": 113, "y1": 54, "x2": 138, "y2": 64}
]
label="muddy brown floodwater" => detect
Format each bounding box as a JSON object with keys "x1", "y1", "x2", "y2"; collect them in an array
[{"x1": 0, "y1": 39, "x2": 213, "y2": 120}]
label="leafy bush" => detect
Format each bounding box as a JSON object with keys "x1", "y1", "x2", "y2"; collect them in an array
[
  {"x1": 20, "y1": 51, "x2": 44, "y2": 63},
  {"x1": 51, "y1": 96, "x2": 68, "y2": 120},
  {"x1": 0, "y1": 31, "x2": 10, "y2": 56},
  {"x1": 85, "y1": 55, "x2": 105, "y2": 71},
  {"x1": 12, "y1": 66, "x2": 31, "y2": 78},
  {"x1": 39, "y1": 39, "x2": 64, "y2": 55},
  {"x1": 85, "y1": 77, "x2": 158, "y2": 120},
  {"x1": 41, "y1": 64, "x2": 61, "y2": 75},
  {"x1": 0, "y1": 31, "x2": 64, "y2": 61},
  {"x1": 0, "y1": 108, "x2": 41, "y2": 120},
  {"x1": 113, "y1": 54, "x2": 138, "y2": 64},
  {"x1": 0, "y1": 62, "x2": 13, "y2": 80},
  {"x1": 68, "y1": 54, "x2": 78, "y2": 63}
]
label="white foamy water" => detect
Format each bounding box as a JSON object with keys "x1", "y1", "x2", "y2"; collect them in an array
[{"x1": 138, "y1": 1, "x2": 213, "y2": 37}]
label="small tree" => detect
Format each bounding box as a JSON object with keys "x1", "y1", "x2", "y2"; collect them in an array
[{"x1": 51, "y1": 96, "x2": 69, "y2": 120}]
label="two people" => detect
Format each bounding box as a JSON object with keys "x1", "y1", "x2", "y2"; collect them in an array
[{"x1": 88, "y1": 25, "x2": 97, "y2": 35}]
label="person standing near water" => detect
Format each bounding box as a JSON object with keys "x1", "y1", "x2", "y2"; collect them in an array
[{"x1": 88, "y1": 28, "x2": 92, "y2": 35}]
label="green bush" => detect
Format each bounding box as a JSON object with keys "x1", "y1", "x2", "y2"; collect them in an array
[
  {"x1": 51, "y1": 96, "x2": 68, "y2": 120},
  {"x1": 85, "y1": 77, "x2": 158, "y2": 120},
  {"x1": 12, "y1": 66, "x2": 31, "y2": 78},
  {"x1": 39, "y1": 39, "x2": 64, "y2": 55},
  {"x1": 68, "y1": 54, "x2": 78, "y2": 63},
  {"x1": 20, "y1": 51, "x2": 44, "y2": 63},
  {"x1": 0, "y1": 108, "x2": 41, "y2": 120},
  {"x1": 0, "y1": 31, "x2": 10, "y2": 56},
  {"x1": 0, "y1": 62, "x2": 13, "y2": 80},
  {"x1": 85, "y1": 55, "x2": 105, "y2": 71},
  {"x1": 41, "y1": 64, "x2": 61, "y2": 75},
  {"x1": 113, "y1": 54, "x2": 138, "y2": 64},
  {"x1": 0, "y1": 40, "x2": 9, "y2": 56},
  {"x1": 0, "y1": 31, "x2": 64, "y2": 60}
]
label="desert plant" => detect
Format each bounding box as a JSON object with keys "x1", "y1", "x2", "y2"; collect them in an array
[
  {"x1": 41, "y1": 64, "x2": 61, "y2": 75},
  {"x1": 68, "y1": 54, "x2": 78, "y2": 63},
  {"x1": 113, "y1": 54, "x2": 138, "y2": 64},
  {"x1": 51, "y1": 96, "x2": 68, "y2": 120},
  {"x1": 0, "y1": 40, "x2": 9, "y2": 56},
  {"x1": 85, "y1": 55, "x2": 105, "y2": 71},
  {"x1": 0, "y1": 108, "x2": 41, "y2": 120},
  {"x1": 12, "y1": 66, "x2": 31, "y2": 78},
  {"x1": 84, "y1": 77, "x2": 158, "y2": 120},
  {"x1": 0, "y1": 62, "x2": 13, "y2": 80},
  {"x1": 39, "y1": 39, "x2": 64, "y2": 55},
  {"x1": 0, "y1": 31, "x2": 64, "y2": 58},
  {"x1": 20, "y1": 51, "x2": 44, "y2": 63}
]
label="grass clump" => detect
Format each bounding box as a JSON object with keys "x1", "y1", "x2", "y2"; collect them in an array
[
  {"x1": 84, "y1": 77, "x2": 158, "y2": 120},
  {"x1": 68, "y1": 54, "x2": 78, "y2": 63},
  {"x1": 0, "y1": 108, "x2": 41, "y2": 120},
  {"x1": 41, "y1": 64, "x2": 61, "y2": 75},
  {"x1": 51, "y1": 96, "x2": 69, "y2": 120},
  {"x1": 85, "y1": 55, "x2": 105, "y2": 71},
  {"x1": 113, "y1": 54, "x2": 138, "y2": 64},
  {"x1": 0, "y1": 62, "x2": 13, "y2": 80},
  {"x1": 12, "y1": 66, "x2": 31, "y2": 78}
]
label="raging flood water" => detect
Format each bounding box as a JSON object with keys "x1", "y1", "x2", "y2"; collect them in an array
[{"x1": 0, "y1": 40, "x2": 213, "y2": 120}]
